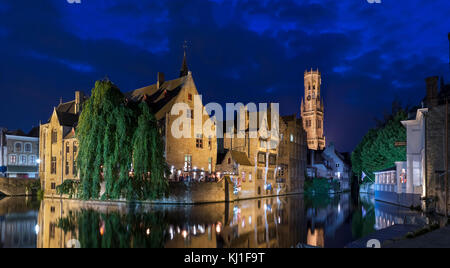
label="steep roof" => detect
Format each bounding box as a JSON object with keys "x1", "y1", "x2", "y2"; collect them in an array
[
  {"x1": 217, "y1": 149, "x2": 229, "y2": 165},
  {"x1": 125, "y1": 76, "x2": 188, "y2": 120},
  {"x1": 56, "y1": 100, "x2": 76, "y2": 114},
  {"x1": 230, "y1": 150, "x2": 252, "y2": 166},
  {"x1": 27, "y1": 126, "x2": 40, "y2": 138},
  {"x1": 56, "y1": 111, "x2": 80, "y2": 127}
]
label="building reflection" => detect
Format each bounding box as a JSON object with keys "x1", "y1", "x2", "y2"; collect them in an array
[
  {"x1": 0, "y1": 193, "x2": 434, "y2": 248},
  {"x1": 374, "y1": 202, "x2": 428, "y2": 230},
  {"x1": 0, "y1": 197, "x2": 38, "y2": 248},
  {"x1": 36, "y1": 196, "x2": 308, "y2": 248}
]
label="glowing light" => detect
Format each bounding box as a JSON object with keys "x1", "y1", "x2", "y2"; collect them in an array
[
  {"x1": 146, "y1": 228, "x2": 151, "y2": 236},
  {"x1": 36, "y1": 159, "x2": 41, "y2": 164},
  {"x1": 216, "y1": 222, "x2": 222, "y2": 233},
  {"x1": 182, "y1": 230, "x2": 188, "y2": 239},
  {"x1": 100, "y1": 226, "x2": 105, "y2": 236},
  {"x1": 35, "y1": 225, "x2": 40, "y2": 235}
]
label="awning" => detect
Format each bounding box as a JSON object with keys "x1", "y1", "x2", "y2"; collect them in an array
[{"x1": 6, "y1": 166, "x2": 38, "y2": 173}]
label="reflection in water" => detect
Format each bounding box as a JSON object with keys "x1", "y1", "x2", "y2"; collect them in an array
[
  {"x1": 0, "y1": 197, "x2": 39, "y2": 248},
  {"x1": 0, "y1": 194, "x2": 432, "y2": 248}
]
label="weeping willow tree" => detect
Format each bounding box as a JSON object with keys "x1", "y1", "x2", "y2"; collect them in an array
[
  {"x1": 76, "y1": 80, "x2": 168, "y2": 201},
  {"x1": 132, "y1": 102, "x2": 169, "y2": 200}
]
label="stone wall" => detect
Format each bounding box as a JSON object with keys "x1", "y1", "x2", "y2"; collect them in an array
[
  {"x1": 425, "y1": 104, "x2": 450, "y2": 214},
  {"x1": 0, "y1": 177, "x2": 37, "y2": 196},
  {"x1": 155, "y1": 181, "x2": 229, "y2": 204}
]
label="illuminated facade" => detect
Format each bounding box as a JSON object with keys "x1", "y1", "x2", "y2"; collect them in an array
[{"x1": 301, "y1": 69, "x2": 325, "y2": 150}]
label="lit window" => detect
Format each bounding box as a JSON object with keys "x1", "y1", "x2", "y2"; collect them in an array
[
  {"x1": 9, "y1": 155, "x2": 17, "y2": 165},
  {"x1": 29, "y1": 155, "x2": 36, "y2": 165},
  {"x1": 20, "y1": 155, "x2": 27, "y2": 165},
  {"x1": 290, "y1": 134, "x2": 294, "y2": 142}
]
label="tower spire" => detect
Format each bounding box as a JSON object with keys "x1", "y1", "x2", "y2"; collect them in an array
[{"x1": 180, "y1": 41, "x2": 189, "y2": 77}]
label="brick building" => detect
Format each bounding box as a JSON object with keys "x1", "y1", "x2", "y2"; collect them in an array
[
  {"x1": 39, "y1": 54, "x2": 218, "y2": 196},
  {"x1": 125, "y1": 54, "x2": 217, "y2": 178},
  {"x1": 39, "y1": 91, "x2": 85, "y2": 196},
  {"x1": 216, "y1": 110, "x2": 307, "y2": 199},
  {"x1": 424, "y1": 75, "x2": 450, "y2": 215}
]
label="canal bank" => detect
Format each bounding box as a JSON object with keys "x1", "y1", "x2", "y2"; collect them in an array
[{"x1": 46, "y1": 180, "x2": 305, "y2": 205}]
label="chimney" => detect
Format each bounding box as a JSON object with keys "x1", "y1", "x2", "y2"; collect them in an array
[
  {"x1": 426, "y1": 76, "x2": 439, "y2": 108},
  {"x1": 157, "y1": 72, "x2": 165, "y2": 89},
  {"x1": 75, "y1": 91, "x2": 84, "y2": 114}
]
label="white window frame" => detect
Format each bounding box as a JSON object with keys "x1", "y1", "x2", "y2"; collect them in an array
[
  {"x1": 14, "y1": 142, "x2": 23, "y2": 153},
  {"x1": 24, "y1": 142, "x2": 32, "y2": 153},
  {"x1": 19, "y1": 154, "x2": 27, "y2": 165},
  {"x1": 9, "y1": 154, "x2": 17, "y2": 165},
  {"x1": 29, "y1": 155, "x2": 36, "y2": 166}
]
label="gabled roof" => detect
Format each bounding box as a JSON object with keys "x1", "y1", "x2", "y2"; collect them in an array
[
  {"x1": 27, "y1": 126, "x2": 40, "y2": 138},
  {"x1": 56, "y1": 100, "x2": 76, "y2": 114},
  {"x1": 217, "y1": 149, "x2": 229, "y2": 165},
  {"x1": 230, "y1": 150, "x2": 252, "y2": 166},
  {"x1": 218, "y1": 150, "x2": 253, "y2": 166},
  {"x1": 56, "y1": 111, "x2": 80, "y2": 127},
  {"x1": 125, "y1": 76, "x2": 188, "y2": 120}
]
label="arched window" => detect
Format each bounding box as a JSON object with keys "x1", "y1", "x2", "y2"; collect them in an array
[
  {"x1": 14, "y1": 142, "x2": 23, "y2": 153},
  {"x1": 24, "y1": 143, "x2": 32, "y2": 153},
  {"x1": 228, "y1": 158, "x2": 231, "y2": 164}
]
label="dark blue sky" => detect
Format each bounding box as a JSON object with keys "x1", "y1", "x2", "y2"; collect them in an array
[{"x1": 1, "y1": 0, "x2": 450, "y2": 152}]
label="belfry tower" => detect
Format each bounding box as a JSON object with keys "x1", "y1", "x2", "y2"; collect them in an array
[{"x1": 301, "y1": 68, "x2": 326, "y2": 150}]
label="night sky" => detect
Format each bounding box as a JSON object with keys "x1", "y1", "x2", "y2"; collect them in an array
[{"x1": 1, "y1": 0, "x2": 450, "y2": 152}]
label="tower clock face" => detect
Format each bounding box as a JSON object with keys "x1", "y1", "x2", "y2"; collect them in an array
[{"x1": 307, "y1": 95, "x2": 311, "y2": 101}]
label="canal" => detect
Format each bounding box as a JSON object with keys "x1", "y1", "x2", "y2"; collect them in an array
[{"x1": 0, "y1": 193, "x2": 430, "y2": 248}]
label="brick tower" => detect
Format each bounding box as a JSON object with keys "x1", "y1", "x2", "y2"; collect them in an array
[{"x1": 301, "y1": 69, "x2": 326, "y2": 150}]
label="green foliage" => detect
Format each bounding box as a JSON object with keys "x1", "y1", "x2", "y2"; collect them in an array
[
  {"x1": 352, "y1": 104, "x2": 408, "y2": 184},
  {"x1": 304, "y1": 178, "x2": 340, "y2": 195},
  {"x1": 56, "y1": 179, "x2": 79, "y2": 199},
  {"x1": 131, "y1": 102, "x2": 169, "y2": 200},
  {"x1": 76, "y1": 80, "x2": 169, "y2": 201},
  {"x1": 25, "y1": 180, "x2": 41, "y2": 193}
]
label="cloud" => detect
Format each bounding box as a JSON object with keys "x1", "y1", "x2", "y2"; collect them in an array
[{"x1": 1, "y1": 0, "x2": 450, "y2": 152}]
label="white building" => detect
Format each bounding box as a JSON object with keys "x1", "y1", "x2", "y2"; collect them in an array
[
  {"x1": 374, "y1": 108, "x2": 427, "y2": 208},
  {"x1": 1, "y1": 129, "x2": 39, "y2": 178},
  {"x1": 307, "y1": 143, "x2": 351, "y2": 191},
  {"x1": 401, "y1": 108, "x2": 428, "y2": 198}
]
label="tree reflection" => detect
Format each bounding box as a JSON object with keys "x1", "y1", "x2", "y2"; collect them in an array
[{"x1": 57, "y1": 209, "x2": 168, "y2": 248}]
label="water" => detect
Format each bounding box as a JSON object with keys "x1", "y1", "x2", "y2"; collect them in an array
[{"x1": 0, "y1": 193, "x2": 430, "y2": 248}]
